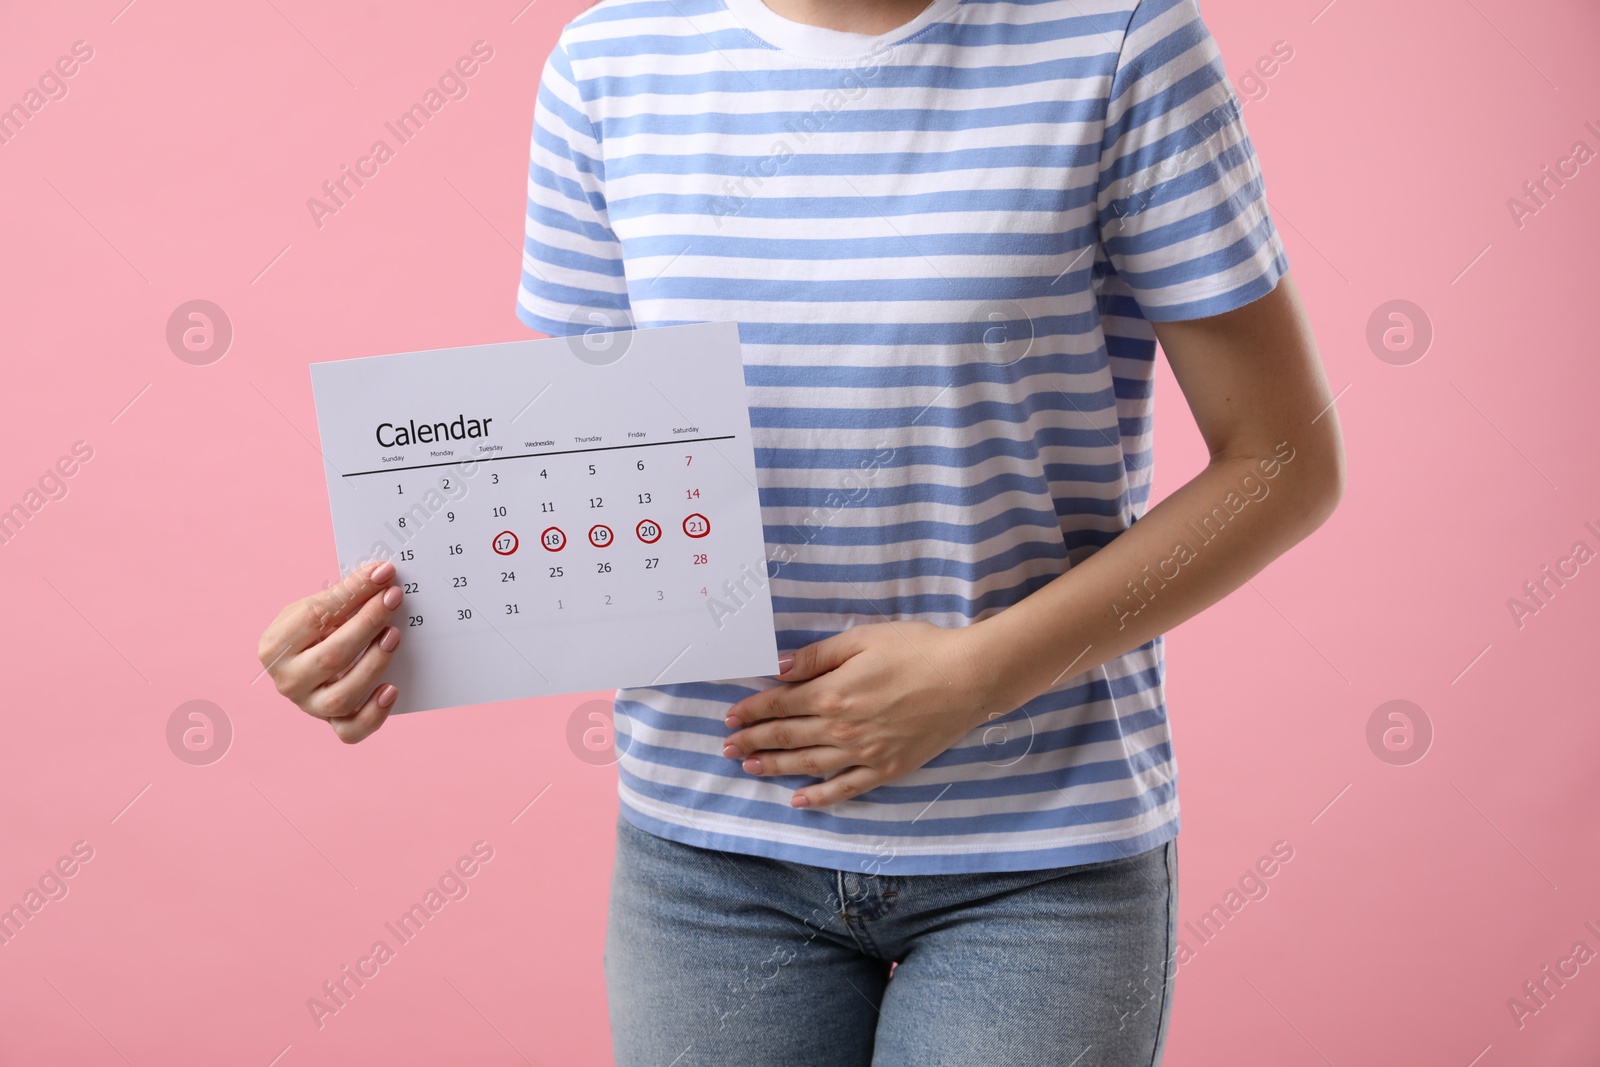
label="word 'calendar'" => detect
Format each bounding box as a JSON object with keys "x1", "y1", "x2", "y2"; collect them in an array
[{"x1": 309, "y1": 321, "x2": 778, "y2": 714}]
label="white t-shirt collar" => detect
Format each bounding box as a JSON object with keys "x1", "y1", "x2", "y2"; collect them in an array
[{"x1": 721, "y1": 0, "x2": 964, "y2": 61}]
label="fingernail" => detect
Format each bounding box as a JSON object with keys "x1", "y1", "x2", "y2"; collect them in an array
[
  {"x1": 383, "y1": 585, "x2": 403, "y2": 610},
  {"x1": 376, "y1": 684, "x2": 398, "y2": 708},
  {"x1": 724, "y1": 715, "x2": 741, "y2": 728},
  {"x1": 776, "y1": 655, "x2": 794, "y2": 674},
  {"x1": 722, "y1": 744, "x2": 741, "y2": 759},
  {"x1": 370, "y1": 561, "x2": 395, "y2": 583},
  {"x1": 791, "y1": 794, "x2": 810, "y2": 808},
  {"x1": 379, "y1": 626, "x2": 400, "y2": 652},
  {"x1": 742, "y1": 757, "x2": 762, "y2": 774}
]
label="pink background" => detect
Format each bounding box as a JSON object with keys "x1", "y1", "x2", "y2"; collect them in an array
[{"x1": 2, "y1": 0, "x2": 1598, "y2": 1063}]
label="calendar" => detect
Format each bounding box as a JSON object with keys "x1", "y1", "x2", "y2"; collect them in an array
[{"x1": 308, "y1": 321, "x2": 779, "y2": 714}]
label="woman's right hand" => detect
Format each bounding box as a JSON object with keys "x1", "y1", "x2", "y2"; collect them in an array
[{"x1": 257, "y1": 559, "x2": 405, "y2": 743}]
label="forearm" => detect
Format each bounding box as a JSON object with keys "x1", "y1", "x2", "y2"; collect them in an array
[{"x1": 966, "y1": 438, "x2": 1343, "y2": 719}]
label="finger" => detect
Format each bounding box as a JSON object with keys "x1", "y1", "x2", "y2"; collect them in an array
[
  {"x1": 258, "y1": 560, "x2": 394, "y2": 679},
  {"x1": 724, "y1": 714, "x2": 829, "y2": 758},
  {"x1": 735, "y1": 745, "x2": 853, "y2": 780},
  {"x1": 294, "y1": 560, "x2": 397, "y2": 655},
  {"x1": 724, "y1": 678, "x2": 796, "y2": 728},
  {"x1": 328, "y1": 683, "x2": 399, "y2": 744},
  {"x1": 287, "y1": 582, "x2": 403, "y2": 697},
  {"x1": 792, "y1": 766, "x2": 878, "y2": 808},
  {"x1": 307, "y1": 625, "x2": 402, "y2": 720},
  {"x1": 775, "y1": 629, "x2": 863, "y2": 682},
  {"x1": 317, "y1": 582, "x2": 404, "y2": 674}
]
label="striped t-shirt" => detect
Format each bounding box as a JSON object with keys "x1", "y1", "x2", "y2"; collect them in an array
[{"x1": 516, "y1": 0, "x2": 1289, "y2": 874}]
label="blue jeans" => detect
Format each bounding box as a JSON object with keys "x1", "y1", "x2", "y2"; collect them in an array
[{"x1": 604, "y1": 812, "x2": 1179, "y2": 1066}]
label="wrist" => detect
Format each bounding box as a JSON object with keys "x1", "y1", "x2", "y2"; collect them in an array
[{"x1": 958, "y1": 615, "x2": 1043, "y2": 730}]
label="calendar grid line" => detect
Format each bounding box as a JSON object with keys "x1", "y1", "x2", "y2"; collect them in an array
[{"x1": 340, "y1": 434, "x2": 738, "y2": 478}]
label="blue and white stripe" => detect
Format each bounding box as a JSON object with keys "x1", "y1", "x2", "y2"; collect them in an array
[{"x1": 518, "y1": 0, "x2": 1288, "y2": 873}]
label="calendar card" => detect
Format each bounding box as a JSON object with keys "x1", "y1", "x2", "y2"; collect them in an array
[{"x1": 308, "y1": 321, "x2": 779, "y2": 714}]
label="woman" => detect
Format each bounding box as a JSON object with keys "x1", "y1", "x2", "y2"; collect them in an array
[{"x1": 258, "y1": 0, "x2": 1344, "y2": 1061}]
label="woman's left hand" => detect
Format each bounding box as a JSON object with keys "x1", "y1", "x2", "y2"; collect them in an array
[{"x1": 722, "y1": 620, "x2": 1016, "y2": 808}]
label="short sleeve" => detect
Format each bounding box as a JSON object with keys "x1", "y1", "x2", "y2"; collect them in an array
[
  {"x1": 515, "y1": 35, "x2": 632, "y2": 336},
  {"x1": 1095, "y1": 0, "x2": 1289, "y2": 322}
]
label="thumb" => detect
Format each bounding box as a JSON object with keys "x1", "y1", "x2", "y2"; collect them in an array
[{"x1": 775, "y1": 630, "x2": 860, "y2": 682}]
